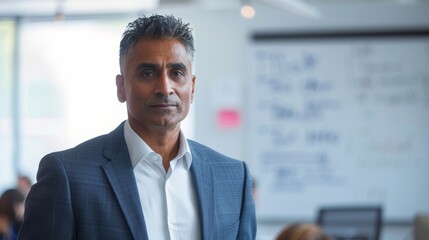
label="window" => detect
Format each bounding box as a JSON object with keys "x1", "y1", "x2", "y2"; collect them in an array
[{"x1": 0, "y1": 20, "x2": 16, "y2": 191}]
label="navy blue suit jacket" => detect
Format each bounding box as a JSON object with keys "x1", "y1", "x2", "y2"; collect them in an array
[{"x1": 18, "y1": 122, "x2": 256, "y2": 239}]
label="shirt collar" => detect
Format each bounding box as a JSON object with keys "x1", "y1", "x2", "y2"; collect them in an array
[{"x1": 124, "y1": 120, "x2": 192, "y2": 169}]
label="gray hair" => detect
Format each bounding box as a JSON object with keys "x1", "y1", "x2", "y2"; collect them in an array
[{"x1": 119, "y1": 14, "x2": 195, "y2": 69}]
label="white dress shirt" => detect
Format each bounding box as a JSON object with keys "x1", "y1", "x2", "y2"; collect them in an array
[{"x1": 124, "y1": 121, "x2": 201, "y2": 240}]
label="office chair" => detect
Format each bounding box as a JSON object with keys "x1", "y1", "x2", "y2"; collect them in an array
[
  {"x1": 414, "y1": 214, "x2": 429, "y2": 240},
  {"x1": 317, "y1": 206, "x2": 382, "y2": 240}
]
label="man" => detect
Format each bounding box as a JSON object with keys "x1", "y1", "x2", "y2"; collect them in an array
[{"x1": 18, "y1": 14, "x2": 256, "y2": 239}]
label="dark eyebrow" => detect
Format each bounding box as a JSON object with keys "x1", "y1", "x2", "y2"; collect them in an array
[
  {"x1": 136, "y1": 63, "x2": 159, "y2": 71},
  {"x1": 136, "y1": 63, "x2": 188, "y2": 72},
  {"x1": 167, "y1": 63, "x2": 187, "y2": 71}
]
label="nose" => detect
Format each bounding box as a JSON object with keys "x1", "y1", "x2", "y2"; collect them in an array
[{"x1": 155, "y1": 72, "x2": 174, "y2": 97}]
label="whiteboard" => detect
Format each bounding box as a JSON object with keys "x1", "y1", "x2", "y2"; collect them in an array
[{"x1": 248, "y1": 31, "x2": 429, "y2": 222}]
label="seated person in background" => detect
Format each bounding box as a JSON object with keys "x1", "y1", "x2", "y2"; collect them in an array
[
  {"x1": 0, "y1": 211, "x2": 11, "y2": 240},
  {"x1": 0, "y1": 189, "x2": 25, "y2": 240},
  {"x1": 276, "y1": 223, "x2": 332, "y2": 240},
  {"x1": 17, "y1": 176, "x2": 32, "y2": 198}
]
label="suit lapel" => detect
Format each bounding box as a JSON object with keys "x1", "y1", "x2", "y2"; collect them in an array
[
  {"x1": 101, "y1": 123, "x2": 148, "y2": 240},
  {"x1": 189, "y1": 141, "x2": 214, "y2": 240}
]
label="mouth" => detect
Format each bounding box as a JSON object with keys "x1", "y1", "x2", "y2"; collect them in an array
[{"x1": 149, "y1": 103, "x2": 178, "y2": 109}]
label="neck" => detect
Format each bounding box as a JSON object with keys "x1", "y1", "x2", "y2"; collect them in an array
[
  {"x1": 129, "y1": 121, "x2": 181, "y2": 172},
  {"x1": 149, "y1": 133, "x2": 180, "y2": 172}
]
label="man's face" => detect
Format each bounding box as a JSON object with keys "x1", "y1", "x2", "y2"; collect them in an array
[{"x1": 116, "y1": 38, "x2": 195, "y2": 133}]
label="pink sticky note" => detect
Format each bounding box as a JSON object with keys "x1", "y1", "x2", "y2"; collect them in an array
[{"x1": 217, "y1": 109, "x2": 241, "y2": 129}]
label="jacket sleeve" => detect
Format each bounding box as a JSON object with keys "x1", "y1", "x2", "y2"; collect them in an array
[
  {"x1": 18, "y1": 154, "x2": 75, "y2": 240},
  {"x1": 237, "y1": 162, "x2": 257, "y2": 239}
]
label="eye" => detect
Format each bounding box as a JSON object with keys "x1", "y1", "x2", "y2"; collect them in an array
[
  {"x1": 140, "y1": 70, "x2": 155, "y2": 79},
  {"x1": 170, "y1": 70, "x2": 185, "y2": 78}
]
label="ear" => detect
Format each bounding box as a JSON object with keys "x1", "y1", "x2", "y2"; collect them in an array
[
  {"x1": 116, "y1": 74, "x2": 126, "y2": 103},
  {"x1": 190, "y1": 75, "x2": 196, "y2": 103}
]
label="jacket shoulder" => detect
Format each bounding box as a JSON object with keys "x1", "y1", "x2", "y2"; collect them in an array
[
  {"x1": 187, "y1": 139, "x2": 242, "y2": 164},
  {"x1": 47, "y1": 122, "x2": 125, "y2": 161},
  {"x1": 48, "y1": 134, "x2": 108, "y2": 159}
]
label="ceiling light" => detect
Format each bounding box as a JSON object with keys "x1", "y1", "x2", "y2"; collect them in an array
[{"x1": 241, "y1": 4, "x2": 255, "y2": 19}]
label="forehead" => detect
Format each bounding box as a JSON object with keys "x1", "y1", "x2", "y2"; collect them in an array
[{"x1": 126, "y1": 38, "x2": 192, "y2": 65}]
